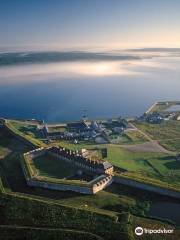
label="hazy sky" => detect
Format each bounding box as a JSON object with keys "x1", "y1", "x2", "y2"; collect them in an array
[{"x1": 0, "y1": 0, "x2": 180, "y2": 50}]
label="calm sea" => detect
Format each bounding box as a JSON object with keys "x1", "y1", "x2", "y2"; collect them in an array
[{"x1": 0, "y1": 55, "x2": 180, "y2": 123}]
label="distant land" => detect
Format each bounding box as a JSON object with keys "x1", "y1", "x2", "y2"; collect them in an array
[
  {"x1": 0, "y1": 51, "x2": 141, "y2": 66},
  {"x1": 1, "y1": 48, "x2": 180, "y2": 67}
]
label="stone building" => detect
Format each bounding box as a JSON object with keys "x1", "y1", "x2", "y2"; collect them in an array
[{"x1": 48, "y1": 146, "x2": 113, "y2": 175}]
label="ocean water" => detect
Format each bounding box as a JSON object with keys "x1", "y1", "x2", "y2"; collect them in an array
[{"x1": 0, "y1": 54, "x2": 180, "y2": 123}]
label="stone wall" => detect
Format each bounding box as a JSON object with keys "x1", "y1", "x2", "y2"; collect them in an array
[
  {"x1": 27, "y1": 179, "x2": 93, "y2": 194},
  {"x1": 114, "y1": 175, "x2": 180, "y2": 199},
  {"x1": 92, "y1": 175, "x2": 113, "y2": 194},
  {"x1": 26, "y1": 175, "x2": 113, "y2": 195},
  {"x1": 24, "y1": 147, "x2": 46, "y2": 159}
]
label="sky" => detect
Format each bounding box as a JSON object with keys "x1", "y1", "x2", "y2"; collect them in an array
[{"x1": 0, "y1": 0, "x2": 180, "y2": 51}]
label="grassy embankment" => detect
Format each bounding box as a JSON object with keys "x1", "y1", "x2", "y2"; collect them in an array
[{"x1": 5, "y1": 120, "x2": 45, "y2": 147}]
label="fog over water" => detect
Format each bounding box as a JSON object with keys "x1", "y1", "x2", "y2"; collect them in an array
[{"x1": 0, "y1": 50, "x2": 180, "y2": 122}]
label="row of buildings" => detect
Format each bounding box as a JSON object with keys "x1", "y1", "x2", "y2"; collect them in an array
[
  {"x1": 40, "y1": 118, "x2": 127, "y2": 144},
  {"x1": 138, "y1": 112, "x2": 177, "y2": 124}
]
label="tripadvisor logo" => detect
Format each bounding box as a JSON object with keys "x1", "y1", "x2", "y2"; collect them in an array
[
  {"x1": 135, "y1": 226, "x2": 174, "y2": 236},
  {"x1": 135, "y1": 227, "x2": 143, "y2": 236}
]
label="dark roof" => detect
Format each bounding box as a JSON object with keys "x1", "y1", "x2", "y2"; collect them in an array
[{"x1": 67, "y1": 121, "x2": 88, "y2": 130}]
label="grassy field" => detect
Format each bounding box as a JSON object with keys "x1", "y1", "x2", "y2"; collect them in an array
[
  {"x1": 106, "y1": 145, "x2": 180, "y2": 188},
  {"x1": 124, "y1": 131, "x2": 148, "y2": 144},
  {"x1": 108, "y1": 130, "x2": 148, "y2": 144},
  {"x1": 134, "y1": 120, "x2": 180, "y2": 152},
  {"x1": 33, "y1": 155, "x2": 78, "y2": 179},
  {"x1": 48, "y1": 126, "x2": 67, "y2": 132},
  {"x1": 106, "y1": 146, "x2": 164, "y2": 171}
]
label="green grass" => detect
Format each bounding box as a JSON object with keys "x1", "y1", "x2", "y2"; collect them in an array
[
  {"x1": 105, "y1": 144, "x2": 180, "y2": 189},
  {"x1": 134, "y1": 120, "x2": 180, "y2": 152},
  {"x1": 109, "y1": 130, "x2": 148, "y2": 145},
  {"x1": 106, "y1": 145, "x2": 156, "y2": 172},
  {"x1": 32, "y1": 155, "x2": 78, "y2": 179},
  {"x1": 48, "y1": 126, "x2": 67, "y2": 133},
  {"x1": 125, "y1": 131, "x2": 148, "y2": 144},
  {"x1": 8, "y1": 120, "x2": 42, "y2": 139},
  {"x1": 147, "y1": 156, "x2": 180, "y2": 175},
  {"x1": 54, "y1": 140, "x2": 97, "y2": 150},
  {"x1": 22, "y1": 154, "x2": 90, "y2": 186},
  {"x1": 105, "y1": 145, "x2": 167, "y2": 173},
  {"x1": 109, "y1": 133, "x2": 132, "y2": 144},
  {"x1": 5, "y1": 120, "x2": 45, "y2": 147},
  {"x1": 160, "y1": 139, "x2": 180, "y2": 152}
]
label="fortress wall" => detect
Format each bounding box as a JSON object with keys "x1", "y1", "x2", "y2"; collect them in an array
[
  {"x1": 21, "y1": 156, "x2": 94, "y2": 194},
  {"x1": 25, "y1": 147, "x2": 46, "y2": 158},
  {"x1": 27, "y1": 179, "x2": 93, "y2": 194},
  {"x1": 93, "y1": 176, "x2": 113, "y2": 194},
  {"x1": 22, "y1": 147, "x2": 114, "y2": 194},
  {"x1": 114, "y1": 176, "x2": 180, "y2": 199},
  {"x1": 4, "y1": 124, "x2": 36, "y2": 148}
]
